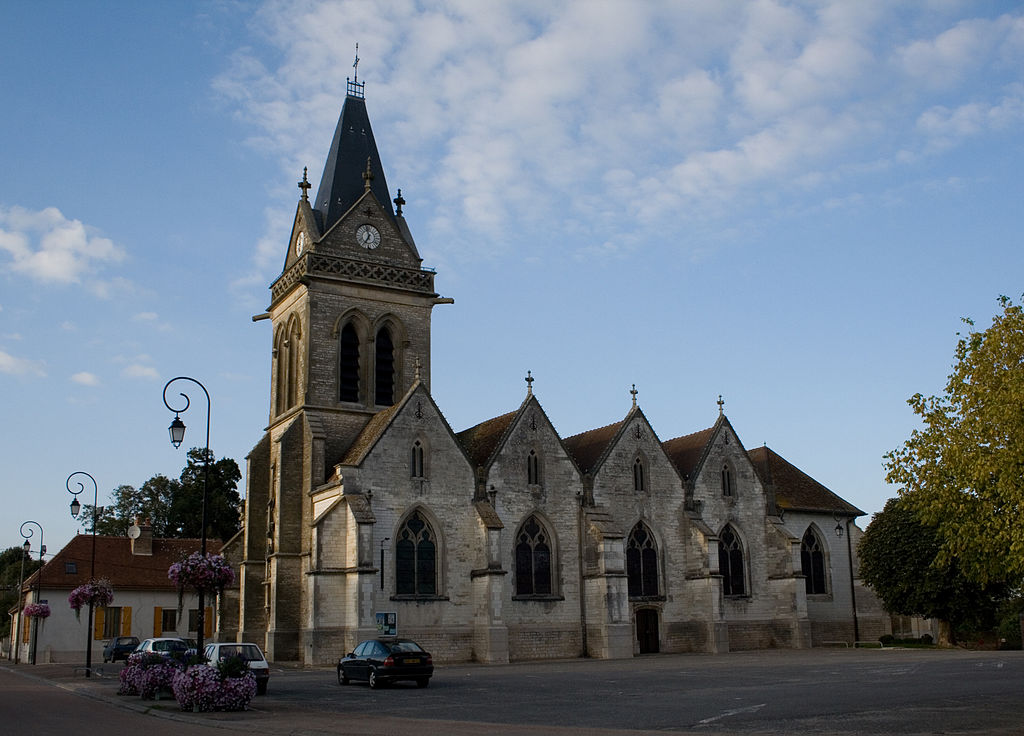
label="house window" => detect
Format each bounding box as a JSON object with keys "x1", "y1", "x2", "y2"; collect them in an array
[
  {"x1": 65, "y1": 561, "x2": 77, "y2": 574},
  {"x1": 375, "y1": 327, "x2": 395, "y2": 406},
  {"x1": 162, "y1": 608, "x2": 177, "y2": 633},
  {"x1": 527, "y1": 450, "x2": 540, "y2": 485},
  {"x1": 102, "y1": 607, "x2": 122, "y2": 638},
  {"x1": 188, "y1": 609, "x2": 199, "y2": 633},
  {"x1": 411, "y1": 441, "x2": 425, "y2": 478},
  {"x1": 721, "y1": 465, "x2": 733, "y2": 496},
  {"x1": 718, "y1": 525, "x2": 745, "y2": 596},
  {"x1": 801, "y1": 527, "x2": 828, "y2": 594},
  {"x1": 633, "y1": 457, "x2": 646, "y2": 492},
  {"x1": 339, "y1": 323, "x2": 360, "y2": 402},
  {"x1": 396, "y1": 511, "x2": 436, "y2": 596},
  {"x1": 626, "y1": 523, "x2": 659, "y2": 597},
  {"x1": 515, "y1": 515, "x2": 552, "y2": 596}
]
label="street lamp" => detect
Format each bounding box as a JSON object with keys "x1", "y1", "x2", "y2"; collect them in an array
[
  {"x1": 19, "y1": 521, "x2": 44, "y2": 665},
  {"x1": 67, "y1": 471, "x2": 99, "y2": 677},
  {"x1": 13, "y1": 541, "x2": 28, "y2": 664},
  {"x1": 163, "y1": 376, "x2": 212, "y2": 653}
]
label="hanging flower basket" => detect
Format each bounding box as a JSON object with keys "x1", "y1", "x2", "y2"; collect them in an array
[
  {"x1": 23, "y1": 603, "x2": 51, "y2": 619},
  {"x1": 168, "y1": 552, "x2": 235, "y2": 613},
  {"x1": 68, "y1": 579, "x2": 114, "y2": 619}
]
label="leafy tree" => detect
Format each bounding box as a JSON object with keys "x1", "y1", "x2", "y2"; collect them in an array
[
  {"x1": 0, "y1": 546, "x2": 44, "y2": 638},
  {"x1": 858, "y1": 496, "x2": 1006, "y2": 646},
  {"x1": 79, "y1": 449, "x2": 242, "y2": 542},
  {"x1": 885, "y1": 296, "x2": 1024, "y2": 586}
]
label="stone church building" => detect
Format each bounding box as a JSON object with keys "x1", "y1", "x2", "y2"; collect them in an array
[{"x1": 222, "y1": 78, "x2": 875, "y2": 665}]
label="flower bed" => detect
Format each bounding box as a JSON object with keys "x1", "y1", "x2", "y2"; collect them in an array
[
  {"x1": 119, "y1": 651, "x2": 180, "y2": 698},
  {"x1": 68, "y1": 579, "x2": 114, "y2": 619},
  {"x1": 23, "y1": 603, "x2": 50, "y2": 618},
  {"x1": 171, "y1": 658, "x2": 256, "y2": 712}
]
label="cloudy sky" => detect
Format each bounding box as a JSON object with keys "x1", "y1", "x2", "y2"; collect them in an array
[{"x1": 3, "y1": 0, "x2": 1023, "y2": 555}]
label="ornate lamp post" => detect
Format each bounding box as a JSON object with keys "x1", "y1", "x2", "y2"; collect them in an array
[
  {"x1": 13, "y1": 541, "x2": 28, "y2": 664},
  {"x1": 19, "y1": 521, "x2": 44, "y2": 665},
  {"x1": 67, "y1": 471, "x2": 99, "y2": 677},
  {"x1": 163, "y1": 376, "x2": 212, "y2": 653}
]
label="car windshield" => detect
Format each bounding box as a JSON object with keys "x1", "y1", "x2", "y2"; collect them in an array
[
  {"x1": 389, "y1": 641, "x2": 425, "y2": 653},
  {"x1": 154, "y1": 640, "x2": 185, "y2": 652},
  {"x1": 218, "y1": 645, "x2": 263, "y2": 661}
]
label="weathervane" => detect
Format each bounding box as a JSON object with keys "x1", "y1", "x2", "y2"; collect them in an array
[{"x1": 347, "y1": 42, "x2": 365, "y2": 98}]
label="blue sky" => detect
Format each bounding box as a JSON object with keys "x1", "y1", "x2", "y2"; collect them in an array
[{"x1": 3, "y1": 0, "x2": 1023, "y2": 556}]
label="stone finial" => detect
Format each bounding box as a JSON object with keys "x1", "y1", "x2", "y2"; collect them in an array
[
  {"x1": 363, "y1": 157, "x2": 374, "y2": 191},
  {"x1": 298, "y1": 167, "x2": 311, "y2": 201},
  {"x1": 717, "y1": 394, "x2": 725, "y2": 416},
  {"x1": 630, "y1": 383, "x2": 638, "y2": 407},
  {"x1": 525, "y1": 370, "x2": 534, "y2": 396},
  {"x1": 394, "y1": 188, "x2": 405, "y2": 216}
]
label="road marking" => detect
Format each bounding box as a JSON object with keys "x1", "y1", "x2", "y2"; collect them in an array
[{"x1": 697, "y1": 703, "x2": 767, "y2": 725}]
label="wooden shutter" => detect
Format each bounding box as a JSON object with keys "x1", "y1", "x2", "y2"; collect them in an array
[
  {"x1": 153, "y1": 606, "x2": 162, "y2": 637},
  {"x1": 121, "y1": 606, "x2": 132, "y2": 636},
  {"x1": 204, "y1": 606, "x2": 213, "y2": 638},
  {"x1": 22, "y1": 614, "x2": 30, "y2": 640},
  {"x1": 94, "y1": 607, "x2": 105, "y2": 640}
]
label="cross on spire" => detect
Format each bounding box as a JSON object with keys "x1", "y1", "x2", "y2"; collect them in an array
[
  {"x1": 525, "y1": 370, "x2": 534, "y2": 396},
  {"x1": 717, "y1": 394, "x2": 725, "y2": 416},
  {"x1": 630, "y1": 384, "x2": 638, "y2": 407},
  {"x1": 346, "y1": 42, "x2": 365, "y2": 98},
  {"x1": 298, "y1": 167, "x2": 311, "y2": 201}
]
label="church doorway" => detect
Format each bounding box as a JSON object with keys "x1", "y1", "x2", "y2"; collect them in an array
[{"x1": 636, "y1": 608, "x2": 660, "y2": 654}]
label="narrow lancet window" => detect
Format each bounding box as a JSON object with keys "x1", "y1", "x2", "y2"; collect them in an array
[
  {"x1": 339, "y1": 323, "x2": 360, "y2": 402},
  {"x1": 375, "y1": 327, "x2": 395, "y2": 405}
]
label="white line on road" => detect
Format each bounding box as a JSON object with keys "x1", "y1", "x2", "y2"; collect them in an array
[{"x1": 697, "y1": 703, "x2": 767, "y2": 725}]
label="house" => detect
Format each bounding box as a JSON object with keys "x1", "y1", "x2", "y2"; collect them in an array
[{"x1": 10, "y1": 521, "x2": 219, "y2": 664}]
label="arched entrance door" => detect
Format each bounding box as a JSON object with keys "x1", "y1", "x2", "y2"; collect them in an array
[{"x1": 636, "y1": 608, "x2": 659, "y2": 654}]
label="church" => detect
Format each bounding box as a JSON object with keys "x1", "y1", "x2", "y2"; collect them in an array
[{"x1": 221, "y1": 75, "x2": 879, "y2": 665}]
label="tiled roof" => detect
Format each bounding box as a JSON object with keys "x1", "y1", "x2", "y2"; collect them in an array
[
  {"x1": 748, "y1": 446, "x2": 864, "y2": 516},
  {"x1": 662, "y1": 426, "x2": 715, "y2": 480},
  {"x1": 339, "y1": 401, "x2": 402, "y2": 466},
  {"x1": 24, "y1": 534, "x2": 221, "y2": 592},
  {"x1": 563, "y1": 420, "x2": 625, "y2": 474},
  {"x1": 456, "y1": 410, "x2": 518, "y2": 469}
]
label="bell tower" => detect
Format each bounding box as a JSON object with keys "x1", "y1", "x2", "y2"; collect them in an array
[{"x1": 239, "y1": 66, "x2": 447, "y2": 661}]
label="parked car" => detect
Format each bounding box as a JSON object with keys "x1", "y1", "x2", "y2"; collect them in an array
[
  {"x1": 134, "y1": 637, "x2": 189, "y2": 659},
  {"x1": 337, "y1": 638, "x2": 433, "y2": 689},
  {"x1": 102, "y1": 635, "x2": 140, "y2": 663},
  {"x1": 204, "y1": 642, "x2": 271, "y2": 695}
]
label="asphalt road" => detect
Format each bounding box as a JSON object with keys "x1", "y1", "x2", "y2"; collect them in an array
[{"x1": 4, "y1": 648, "x2": 1024, "y2": 735}]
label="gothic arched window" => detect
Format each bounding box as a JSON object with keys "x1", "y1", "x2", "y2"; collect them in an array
[
  {"x1": 339, "y1": 323, "x2": 360, "y2": 403},
  {"x1": 527, "y1": 450, "x2": 540, "y2": 486},
  {"x1": 515, "y1": 515, "x2": 552, "y2": 596},
  {"x1": 801, "y1": 527, "x2": 828, "y2": 595},
  {"x1": 410, "y1": 440, "x2": 425, "y2": 479},
  {"x1": 626, "y1": 522, "x2": 659, "y2": 597},
  {"x1": 718, "y1": 525, "x2": 746, "y2": 596},
  {"x1": 721, "y1": 464, "x2": 734, "y2": 497},
  {"x1": 633, "y1": 456, "x2": 646, "y2": 493},
  {"x1": 274, "y1": 327, "x2": 286, "y2": 416},
  {"x1": 395, "y1": 511, "x2": 436, "y2": 596},
  {"x1": 375, "y1": 326, "x2": 395, "y2": 406}
]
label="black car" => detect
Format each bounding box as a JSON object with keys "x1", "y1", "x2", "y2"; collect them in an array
[
  {"x1": 102, "y1": 635, "x2": 140, "y2": 662},
  {"x1": 337, "y1": 638, "x2": 433, "y2": 688}
]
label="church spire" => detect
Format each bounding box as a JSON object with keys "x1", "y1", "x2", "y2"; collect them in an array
[{"x1": 313, "y1": 51, "x2": 394, "y2": 232}]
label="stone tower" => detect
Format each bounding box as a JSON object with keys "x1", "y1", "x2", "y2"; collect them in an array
[{"x1": 237, "y1": 76, "x2": 443, "y2": 661}]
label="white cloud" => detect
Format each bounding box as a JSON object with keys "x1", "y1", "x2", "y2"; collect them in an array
[
  {"x1": 0, "y1": 350, "x2": 46, "y2": 377},
  {"x1": 0, "y1": 205, "x2": 125, "y2": 285},
  {"x1": 71, "y1": 371, "x2": 100, "y2": 386},
  {"x1": 122, "y1": 364, "x2": 159, "y2": 380}
]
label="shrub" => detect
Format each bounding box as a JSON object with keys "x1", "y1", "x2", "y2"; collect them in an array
[
  {"x1": 879, "y1": 634, "x2": 895, "y2": 647},
  {"x1": 920, "y1": 633, "x2": 933, "y2": 645}
]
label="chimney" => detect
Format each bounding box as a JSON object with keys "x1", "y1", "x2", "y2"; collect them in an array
[{"x1": 130, "y1": 517, "x2": 153, "y2": 556}]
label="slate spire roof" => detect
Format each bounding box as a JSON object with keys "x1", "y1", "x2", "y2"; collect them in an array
[{"x1": 313, "y1": 89, "x2": 395, "y2": 232}]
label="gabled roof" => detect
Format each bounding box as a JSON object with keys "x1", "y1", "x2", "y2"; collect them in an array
[
  {"x1": 748, "y1": 445, "x2": 864, "y2": 516},
  {"x1": 338, "y1": 399, "x2": 404, "y2": 467},
  {"x1": 314, "y1": 93, "x2": 395, "y2": 232},
  {"x1": 662, "y1": 426, "x2": 716, "y2": 481},
  {"x1": 563, "y1": 419, "x2": 626, "y2": 474},
  {"x1": 457, "y1": 408, "x2": 519, "y2": 469},
  {"x1": 24, "y1": 534, "x2": 221, "y2": 593}
]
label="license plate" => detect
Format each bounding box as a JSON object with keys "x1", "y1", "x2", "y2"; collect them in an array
[{"x1": 404, "y1": 658, "x2": 420, "y2": 664}]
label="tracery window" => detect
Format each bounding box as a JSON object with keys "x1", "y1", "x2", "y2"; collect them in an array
[
  {"x1": 395, "y1": 511, "x2": 436, "y2": 596},
  {"x1": 626, "y1": 522, "x2": 659, "y2": 597},
  {"x1": 339, "y1": 323, "x2": 360, "y2": 402},
  {"x1": 718, "y1": 525, "x2": 745, "y2": 596},
  {"x1": 633, "y1": 456, "x2": 646, "y2": 493},
  {"x1": 515, "y1": 515, "x2": 552, "y2": 596},
  {"x1": 721, "y1": 464, "x2": 734, "y2": 497},
  {"x1": 375, "y1": 326, "x2": 395, "y2": 406},
  {"x1": 801, "y1": 527, "x2": 828, "y2": 595}
]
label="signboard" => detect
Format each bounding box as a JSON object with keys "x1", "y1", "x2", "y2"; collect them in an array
[{"x1": 376, "y1": 611, "x2": 397, "y2": 637}]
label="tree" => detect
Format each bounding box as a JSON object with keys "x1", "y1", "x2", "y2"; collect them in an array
[
  {"x1": 858, "y1": 496, "x2": 1005, "y2": 646},
  {"x1": 79, "y1": 449, "x2": 242, "y2": 542},
  {"x1": 884, "y1": 296, "x2": 1024, "y2": 586},
  {"x1": 0, "y1": 546, "x2": 43, "y2": 639}
]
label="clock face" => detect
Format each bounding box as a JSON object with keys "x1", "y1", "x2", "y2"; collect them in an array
[
  {"x1": 356, "y1": 223, "x2": 381, "y2": 249},
  {"x1": 295, "y1": 231, "x2": 308, "y2": 256}
]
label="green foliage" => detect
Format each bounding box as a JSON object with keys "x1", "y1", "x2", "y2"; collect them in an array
[
  {"x1": 858, "y1": 496, "x2": 1006, "y2": 637},
  {"x1": 0, "y1": 546, "x2": 43, "y2": 638},
  {"x1": 77, "y1": 450, "x2": 242, "y2": 542},
  {"x1": 216, "y1": 654, "x2": 250, "y2": 680},
  {"x1": 885, "y1": 296, "x2": 1024, "y2": 586}
]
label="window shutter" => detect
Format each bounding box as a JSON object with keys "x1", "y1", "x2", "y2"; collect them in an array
[
  {"x1": 23, "y1": 614, "x2": 30, "y2": 640},
  {"x1": 121, "y1": 606, "x2": 132, "y2": 636},
  {"x1": 204, "y1": 607, "x2": 213, "y2": 638},
  {"x1": 94, "y1": 607, "x2": 106, "y2": 640},
  {"x1": 153, "y1": 606, "x2": 162, "y2": 637}
]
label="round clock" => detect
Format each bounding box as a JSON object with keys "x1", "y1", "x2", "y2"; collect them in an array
[
  {"x1": 356, "y1": 223, "x2": 381, "y2": 249},
  {"x1": 295, "y1": 231, "x2": 308, "y2": 256}
]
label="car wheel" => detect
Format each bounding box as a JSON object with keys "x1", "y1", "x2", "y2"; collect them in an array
[
  {"x1": 257, "y1": 680, "x2": 268, "y2": 696},
  {"x1": 337, "y1": 668, "x2": 349, "y2": 686},
  {"x1": 368, "y1": 669, "x2": 380, "y2": 689},
  {"x1": 416, "y1": 677, "x2": 430, "y2": 688}
]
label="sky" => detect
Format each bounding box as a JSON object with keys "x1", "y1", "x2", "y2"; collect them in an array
[{"x1": 2, "y1": 0, "x2": 1023, "y2": 559}]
